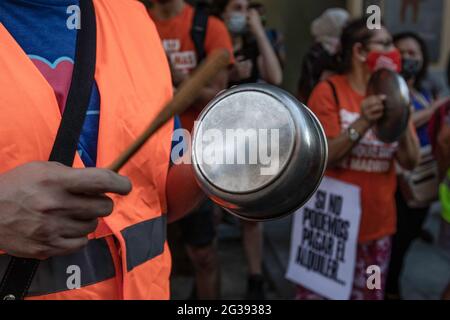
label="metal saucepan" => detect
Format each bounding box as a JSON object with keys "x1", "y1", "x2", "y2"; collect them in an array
[
  {"x1": 367, "y1": 68, "x2": 411, "y2": 143},
  {"x1": 191, "y1": 83, "x2": 328, "y2": 221}
]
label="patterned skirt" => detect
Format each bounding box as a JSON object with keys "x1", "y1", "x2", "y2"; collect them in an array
[{"x1": 295, "y1": 236, "x2": 392, "y2": 300}]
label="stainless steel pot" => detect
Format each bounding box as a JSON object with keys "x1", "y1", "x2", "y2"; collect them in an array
[
  {"x1": 191, "y1": 84, "x2": 328, "y2": 221},
  {"x1": 368, "y1": 69, "x2": 411, "y2": 143}
]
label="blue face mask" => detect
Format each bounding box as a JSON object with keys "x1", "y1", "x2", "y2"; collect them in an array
[{"x1": 226, "y1": 12, "x2": 247, "y2": 35}]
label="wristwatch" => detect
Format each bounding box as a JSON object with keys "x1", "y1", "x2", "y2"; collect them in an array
[{"x1": 347, "y1": 126, "x2": 360, "y2": 142}]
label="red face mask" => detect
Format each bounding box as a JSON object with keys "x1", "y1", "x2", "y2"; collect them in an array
[{"x1": 366, "y1": 49, "x2": 402, "y2": 73}]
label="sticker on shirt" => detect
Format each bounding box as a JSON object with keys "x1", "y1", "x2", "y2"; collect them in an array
[
  {"x1": 162, "y1": 39, "x2": 181, "y2": 53},
  {"x1": 169, "y1": 51, "x2": 197, "y2": 73},
  {"x1": 339, "y1": 109, "x2": 398, "y2": 173},
  {"x1": 29, "y1": 55, "x2": 74, "y2": 114}
]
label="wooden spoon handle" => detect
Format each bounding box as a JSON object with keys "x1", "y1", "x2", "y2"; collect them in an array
[{"x1": 107, "y1": 49, "x2": 230, "y2": 172}]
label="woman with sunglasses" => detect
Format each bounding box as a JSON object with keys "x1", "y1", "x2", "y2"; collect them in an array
[{"x1": 295, "y1": 18, "x2": 420, "y2": 300}]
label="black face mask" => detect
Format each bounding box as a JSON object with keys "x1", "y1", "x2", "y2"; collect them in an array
[{"x1": 401, "y1": 58, "x2": 421, "y2": 81}]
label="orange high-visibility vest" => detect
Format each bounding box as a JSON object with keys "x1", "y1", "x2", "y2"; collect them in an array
[{"x1": 0, "y1": 0, "x2": 173, "y2": 300}]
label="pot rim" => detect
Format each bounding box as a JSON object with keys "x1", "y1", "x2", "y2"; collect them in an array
[{"x1": 192, "y1": 84, "x2": 297, "y2": 195}]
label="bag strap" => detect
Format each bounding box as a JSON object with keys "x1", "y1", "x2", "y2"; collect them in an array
[
  {"x1": 191, "y1": 4, "x2": 209, "y2": 63},
  {"x1": 326, "y1": 79, "x2": 340, "y2": 107},
  {"x1": 0, "y1": 0, "x2": 97, "y2": 300},
  {"x1": 325, "y1": 78, "x2": 343, "y2": 128}
]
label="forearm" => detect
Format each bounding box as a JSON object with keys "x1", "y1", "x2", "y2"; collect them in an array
[
  {"x1": 395, "y1": 124, "x2": 420, "y2": 170},
  {"x1": 254, "y1": 30, "x2": 282, "y2": 85},
  {"x1": 413, "y1": 98, "x2": 450, "y2": 128},
  {"x1": 327, "y1": 117, "x2": 371, "y2": 167},
  {"x1": 412, "y1": 108, "x2": 433, "y2": 128},
  {"x1": 191, "y1": 69, "x2": 228, "y2": 108},
  {"x1": 195, "y1": 86, "x2": 223, "y2": 107}
]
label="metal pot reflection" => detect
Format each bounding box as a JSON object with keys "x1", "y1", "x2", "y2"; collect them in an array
[{"x1": 191, "y1": 84, "x2": 328, "y2": 221}]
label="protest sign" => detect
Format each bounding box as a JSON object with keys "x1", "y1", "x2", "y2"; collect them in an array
[{"x1": 286, "y1": 176, "x2": 361, "y2": 300}]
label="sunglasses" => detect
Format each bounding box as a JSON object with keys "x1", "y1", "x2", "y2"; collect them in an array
[{"x1": 366, "y1": 39, "x2": 394, "y2": 49}]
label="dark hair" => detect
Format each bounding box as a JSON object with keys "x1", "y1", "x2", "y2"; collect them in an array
[
  {"x1": 394, "y1": 32, "x2": 429, "y2": 91},
  {"x1": 297, "y1": 43, "x2": 338, "y2": 102},
  {"x1": 338, "y1": 17, "x2": 381, "y2": 73},
  {"x1": 249, "y1": 2, "x2": 263, "y2": 10},
  {"x1": 210, "y1": 0, "x2": 231, "y2": 17}
]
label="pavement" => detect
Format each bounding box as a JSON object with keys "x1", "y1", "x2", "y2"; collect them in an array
[
  {"x1": 170, "y1": 202, "x2": 449, "y2": 300},
  {"x1": 170, "y1": 221, "x2": 279, "y2": 300},
  {"x1": 400, "y1": 203, "x2": 450, "y2": 300}
]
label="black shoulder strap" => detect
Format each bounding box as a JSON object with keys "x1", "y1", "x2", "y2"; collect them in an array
[
  {"x1": 191, "y1": 4, "x2": 209, "y2": 63},
  {"x1": 0, "y1": 0, "x2": 97, "y2": 300},
  {"x1": 326, "y1": 79, "x2": 340, "y2": 107}
]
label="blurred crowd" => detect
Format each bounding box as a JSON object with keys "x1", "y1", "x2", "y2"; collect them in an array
[{"x1": 144, "y1": 0, "x2": 450, "y2": 300}]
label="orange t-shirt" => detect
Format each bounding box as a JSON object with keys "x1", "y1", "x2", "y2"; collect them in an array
[
  {"x1": 308, "y1": 74, "x2": 399, "y2": 243},
  {"x1": 150, "y1": 4, "x2": 234, "y2": 131}
]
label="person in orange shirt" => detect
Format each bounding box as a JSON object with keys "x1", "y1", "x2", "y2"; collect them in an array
[
  {"x1": 150, "y1": 0, "x2": 234, "y2": 300},
  {"x1": 296, "y1": 18, "x2": 420, "y2": 300},
  {"x1": 150, "y1": 0, "x2": 234, "y2": 132}
]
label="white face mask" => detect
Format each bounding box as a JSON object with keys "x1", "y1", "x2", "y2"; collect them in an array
[{"x1": 226, "y1": 12, "x2": 247, "y2": 35}]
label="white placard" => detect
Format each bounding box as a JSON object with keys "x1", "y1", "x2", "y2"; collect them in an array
[{"x1": 286, "y1": 176, "x2": 362, "y2": 300}]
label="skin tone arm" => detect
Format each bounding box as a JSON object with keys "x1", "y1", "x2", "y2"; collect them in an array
[
  {"x1": 413, "y1": 107, "x2": 436, "y2": 128},
  {"x1": 412, "y1": 97, "x2": 450, "y2": 128},
  {"x1": 247, "y1": 9, "x2": 282, "y2": 86},
  {"x1": 327, "y1": 95, "x2": 386, "y2": 167},
  {"x1": 172, "y1": 66, "x2": 229, "y2": 109},
  {"x1": 0, "y1": 162, "x2": 131, "y2": 259},
  {"x1": 194, "y1": 69, "x2": 229, "y2": 106},
  {"x1": 328, "y1": 92, "x2": 419, "y2": 170}
]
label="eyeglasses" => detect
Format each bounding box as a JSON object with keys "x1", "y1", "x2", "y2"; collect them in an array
[{"x1": 366, "y1": 39, "x2": 394, "y2": 49}]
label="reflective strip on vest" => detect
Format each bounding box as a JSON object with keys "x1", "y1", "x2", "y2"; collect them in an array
[
  {"x1": 122, "y1": 215, "x2": 167, "y2": 272},
  {"x1": 0, "y1": 238, "x2": 114, "y2": 297},
  {"x1": 0, "y1": 215, "x2": 166, "y2": 297}
]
